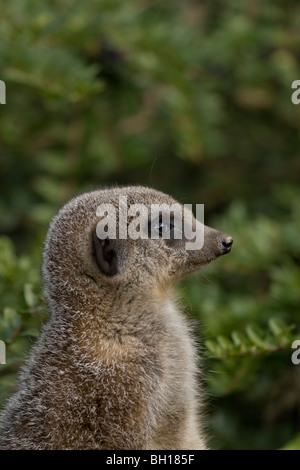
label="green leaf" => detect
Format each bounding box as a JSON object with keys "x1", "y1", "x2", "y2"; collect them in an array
[
  {"x1": 245, "y1": 324, "x2": 269, "y2": 350},
  {"x1": 0, "y1": 307, "x2": 22, "y2": 343},
  {"x1": 280, "y1": 434, "x2": 300, "y2": 450},
  {"x1": 24, "y1": 283, "x2": 37, "y2": 308}
]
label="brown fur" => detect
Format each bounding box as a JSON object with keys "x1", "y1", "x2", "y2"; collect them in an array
[{"x1": 0, "y1": 186, "x2": 232, "y2": 450}]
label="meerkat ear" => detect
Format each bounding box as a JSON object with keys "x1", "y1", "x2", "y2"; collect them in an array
[{"x1": 92, "y1": 230, "x2": 119, "y2": 276}]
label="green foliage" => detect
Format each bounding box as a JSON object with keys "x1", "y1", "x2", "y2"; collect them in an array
[
  {"x1": 181, "y1": 195, "x2": 300, "y2": 449},
  {"x1": 0, "y1": 0, "x2": 300, "y2": 450},
  {"x1": 0, "y1": 237, "x2": 46, "y2": 402},
  {"x1": 281, "y1": 434, "x2": 300, "y2": 450},
  {"x1": 205, "y1": 319, "x2": 296, "y2": 359}
]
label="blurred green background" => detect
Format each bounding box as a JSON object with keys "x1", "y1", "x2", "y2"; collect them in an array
[{"x1": 0, "y1": 0, "x2": 300, "y2": 450}]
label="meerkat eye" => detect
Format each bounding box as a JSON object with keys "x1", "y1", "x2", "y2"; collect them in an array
[
  {"x1": 149, "y1": 215, "x2": 175, "y2": 237},
  {"x1": 154, "y1": 220, "x2": 174, "y2": 234}
]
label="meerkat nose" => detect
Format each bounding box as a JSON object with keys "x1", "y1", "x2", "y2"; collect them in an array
[
  {"x1": 219, "y1": 236, "x2": 233, "y2": 254},
  {"x1": 219, "y1": 237, "x2": 233, "y2": 255}
]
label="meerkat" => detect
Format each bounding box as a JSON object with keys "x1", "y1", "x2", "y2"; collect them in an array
[{"x1": 0, "y1": 186, "x2": 233, "y2": 450}]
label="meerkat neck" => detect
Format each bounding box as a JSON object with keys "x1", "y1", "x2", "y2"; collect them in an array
[{"x1": 48, "y1": 278, "x2": 175, "y2": 334}]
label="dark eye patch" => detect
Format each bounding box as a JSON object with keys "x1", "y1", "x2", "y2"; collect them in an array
[{"x1": 148, "y1": 214, "x2": 175, "y2": 238}]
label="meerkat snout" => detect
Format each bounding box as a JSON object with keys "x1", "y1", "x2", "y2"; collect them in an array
[{"x1": 0, "y1": 185, "x2": 233, "y2": 450}]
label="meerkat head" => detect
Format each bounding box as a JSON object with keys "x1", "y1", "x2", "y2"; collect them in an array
[{"x1": 43, "y1": 186, "x2": 232, "y2": 309}]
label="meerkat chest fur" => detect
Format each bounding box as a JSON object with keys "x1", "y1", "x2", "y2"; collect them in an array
[
  {"x1": 74, "y1": 290, "x2": 197, "y2": 406},
  {"x1": 80, "y1": 293, "x2": 199, "y2": 449}
]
